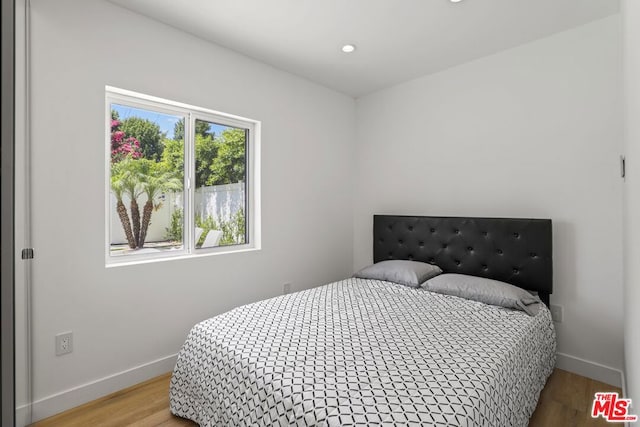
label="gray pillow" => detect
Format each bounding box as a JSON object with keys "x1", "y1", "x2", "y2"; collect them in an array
[
  {"x1": 354, "y1": 260, "x2": 442, "y2": 288},
  {"x1": 423, "y1": 273, "x2": 541, "y2": 316}
]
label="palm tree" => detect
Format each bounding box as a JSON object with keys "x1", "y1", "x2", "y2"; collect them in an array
[
  {"x1": 138, "y1": 163, "x2": 182, "y2": 247},
  {"x1": 110, "y1": 164, "x2": 136, "y2": 249},
  {"x1": 118, "y1": 158, "x2": 145, "y2": 247}
]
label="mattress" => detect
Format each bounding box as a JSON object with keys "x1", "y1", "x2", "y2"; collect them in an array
[{"x1": 169, "y1": 278, "x2": 556, "y2": 426}]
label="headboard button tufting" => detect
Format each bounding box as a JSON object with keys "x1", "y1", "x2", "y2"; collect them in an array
[{"x1": 372, "y1": 215, "x2": 553, "y2": 306}]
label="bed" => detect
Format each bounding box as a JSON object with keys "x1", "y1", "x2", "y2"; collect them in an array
[{"x1": 170, "y1": 215, "x2": 556, "y2": 426}]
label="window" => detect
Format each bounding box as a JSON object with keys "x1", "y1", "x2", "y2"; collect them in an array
[{"x1": 106, "y1": 87, "x2": 260, "y2": 265}]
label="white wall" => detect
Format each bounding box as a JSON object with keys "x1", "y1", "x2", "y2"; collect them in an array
[
  {"x1": 22, "y1": 0, "x2": 355, "y2": 421},
  {"x1": 623, "y1": 0, "x2": 640, "y2": 402},
  {"x1": 354, "y1": 16, "x2": 624, "y2": 383}
]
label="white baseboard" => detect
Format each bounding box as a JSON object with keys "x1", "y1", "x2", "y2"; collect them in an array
[
  {"x1": 16, "y1": 353, "x2": 178, "y2": 425},
  {"x1": 15, "y1": 406, "x2": 30, "y2": 427},
  {"x1": 556, "y1": 352, "x2": 624, "y2": 388}
]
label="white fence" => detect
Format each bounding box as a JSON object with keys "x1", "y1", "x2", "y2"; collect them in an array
[{"x1": 110, "y1": 183, "x2": 245, "y2": 245}]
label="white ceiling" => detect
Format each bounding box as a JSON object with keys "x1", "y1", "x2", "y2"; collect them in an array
[{"x1": 109, "y1": 0, "x2": 619, "y2": 98}]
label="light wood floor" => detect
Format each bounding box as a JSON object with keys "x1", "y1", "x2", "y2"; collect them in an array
[{"x1": 31, "y1": 369, "x2": 620, "y2": 427}]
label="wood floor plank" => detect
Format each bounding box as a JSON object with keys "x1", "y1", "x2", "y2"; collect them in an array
[
  {"x1": 544, "y1": 369, "x2": 590, "y2": 412},
  {"x1": 529, "y1": 397, "x2": 578, "y2": 427},
  {"x1": 30, "y1": 374, "x2": 195, "y2": 427},
  {"x1": 530, "y1": 369, "x2": 622, "y2": 427},
  {"x1": 30, "y1": 368, "x2": 621, "y2": 426}
]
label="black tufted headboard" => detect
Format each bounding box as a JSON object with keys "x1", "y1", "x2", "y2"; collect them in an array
[{"x1": 373, "y1": 215, "x2": 553, "y2": 305}]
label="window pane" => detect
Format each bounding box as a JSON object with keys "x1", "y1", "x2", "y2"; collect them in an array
[
  {"x1": 109, "y1": 104, "x2": 185, "y2": 256},
  {"x1": 193, "y1": 119, "x2": 247, "y2": 248}
]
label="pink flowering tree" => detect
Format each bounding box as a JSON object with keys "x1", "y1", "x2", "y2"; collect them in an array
[{"x1": 111, "y1": 119, "x2": 142, "y2": 163}]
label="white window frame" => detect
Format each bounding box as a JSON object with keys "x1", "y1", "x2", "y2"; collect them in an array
[{"x1": 105, "y1": 86, "x2": 261, "y2": 267}]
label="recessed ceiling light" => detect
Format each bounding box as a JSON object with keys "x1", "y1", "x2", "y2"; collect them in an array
[
  {"x1": 341, "y1": 44, "x2": 356, "y2": 53},
  {"x1": 450, "y1": 0, "x2": 463, "y2": 2}
]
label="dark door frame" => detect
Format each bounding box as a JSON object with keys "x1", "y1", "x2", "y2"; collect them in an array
[{"x1": 1, "y1": 0, "x2": 17, "y2": 425}]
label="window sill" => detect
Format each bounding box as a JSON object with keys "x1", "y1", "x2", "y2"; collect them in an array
[{"x1": 105, "y1": 245, "x2": 260, "y2": 268}]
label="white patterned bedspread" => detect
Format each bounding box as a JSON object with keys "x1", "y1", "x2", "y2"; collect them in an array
[{"x1": 170, "y1": 278, "x2": 556, "y2": 426}]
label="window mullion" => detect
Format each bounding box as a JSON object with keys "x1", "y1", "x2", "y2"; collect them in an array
[{"x1": 185, "y1": 112, "x2": 195, "y2": 253}]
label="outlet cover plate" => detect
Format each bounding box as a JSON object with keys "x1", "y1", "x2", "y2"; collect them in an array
[
  {"x1": 55, "y1": 332, "x2": 73, "y2": 356},
  {"x1": 549, "y1": 305, "x2": 563, "y2": 323},
  {"x1": 283, "y1": 283, "x2": 292, "y2": 295}
]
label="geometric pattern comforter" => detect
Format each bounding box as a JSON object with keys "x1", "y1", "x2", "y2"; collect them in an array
[{"x1": 170, "y1": 278, "x2": 556, "y2": 426}]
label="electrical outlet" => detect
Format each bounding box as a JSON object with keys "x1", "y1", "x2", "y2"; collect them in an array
[
  {"x1": 283, "y1": 283, "x2": 292, "y2": 295},
  {"x1": 55, "y1": 332, "x2": 73, "y2": 356},
  {"x1": 550, "y1": 305, "x2": 564, "y2": 323}
]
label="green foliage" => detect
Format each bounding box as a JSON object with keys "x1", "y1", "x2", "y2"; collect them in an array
[
  {"x1": 219, "y1": 208, "x2": 246, "y2": 245},
  {"x1": 174, "y1": 119, "x2": 212, "y2": 142},
  {"x1": 207, "y1": 129, "x2": 246, "y2": 186},
  {"x1": 195, "y1": 209, "x2": 245, "y2": 247},
  {"x1": 109, "y1": 161, "x2": 127, "y2": 201},
  {"x1": 140, "y1": 161, "x2": 183, "y2": 201},
  {"x1": 161, "y1": 133, "x2": 224, "y2": 188},
  {"x1": 120, "y1": 117, "x2": 164, "y2": 161},
  {"x1": 115, "y1": 158, "x2": 180, "y2": 201},
  {"x1": 162, "y1": 124, "x2": 245, "y2": 187},
  {"x1": 195, "y1": 213, "x2": 218, "y2": 247},
  {"x1": 196, "y1": 120, "x2": 214, "y2": 137},
  {"x1": 161, "y1": 138, "x2": 184, "y2": 181},
  {"x1": 165, "y1": 208, "x2": 183, "y2": 242},
  {"x1": 173, "y1": 120, "x2": 184, "y2": 142},
  {"x1": 195, "y1": 134, "x2": 217, "y2": 187},
  {"x1": 115, "y1": 157, "x2": 144, "y2": 200},
  {"x1": 110, "y1": 159, "x2": 126, "y2": 190}
]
